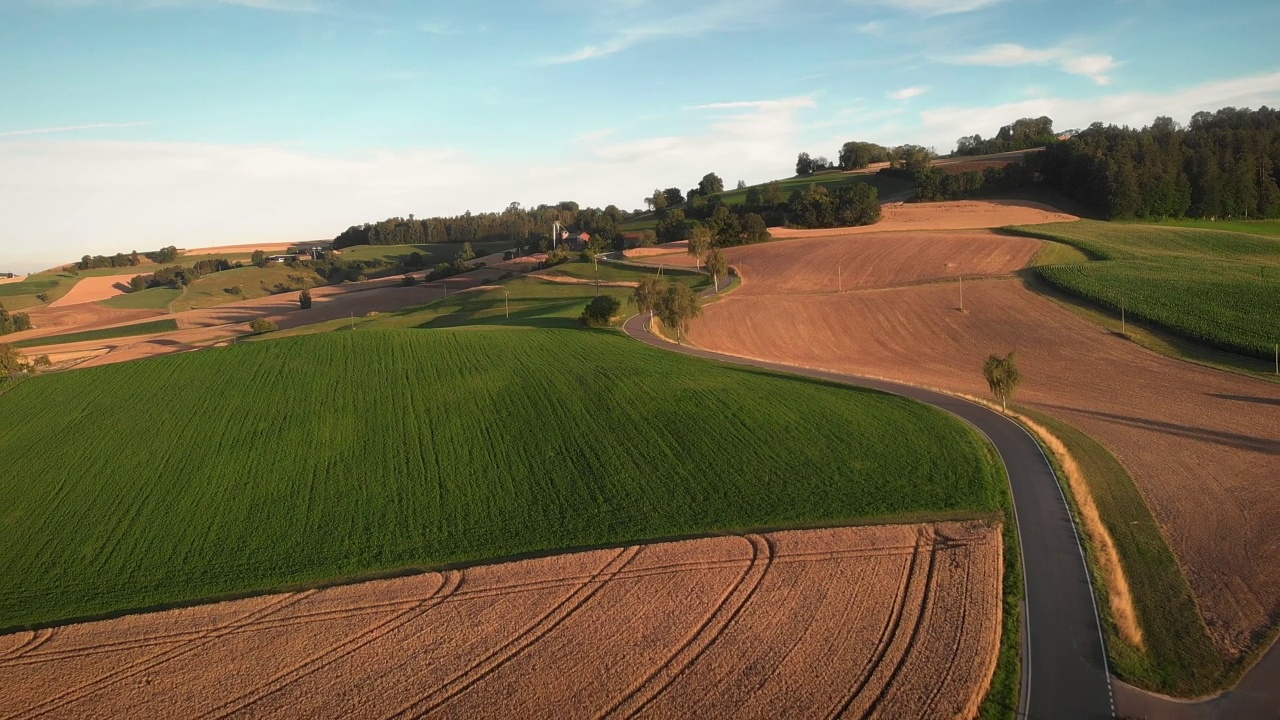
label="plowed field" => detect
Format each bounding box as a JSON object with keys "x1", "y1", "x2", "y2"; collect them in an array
[
  {"x1": 767, "y1": 200, "x2": 1076, "y2": 239},
  {"x1": 688, "y1": 231, "x2": 1280, "y2": 658},
  {"x1": 0, "y1": 523, "x2": 1001, "y2": 719},
  {"x1": 47, "y1": 276, "x2": 132, "y2": 307}
]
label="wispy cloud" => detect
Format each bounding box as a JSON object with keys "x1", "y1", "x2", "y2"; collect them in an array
[
  {"x1": 888, "y1": 86, "x2": 928, "y2": 100},
  {"x1": 418, "y1": 20, "x2": 464, "y2": 36},
  {"x1": 0, "y1": 122, "x2": 149, "y2": 138},
  {"x1": 855, "y1": 0, "x2": 1005, "y2": 16},
  {"x1": 951, "y1": 43, "x2": 1120, "y2": 85},
  {"x1": 543, "y1": 0, "x2": 783, "y2": 64},
  {"x1": 47, "y1": 0, "x2": 328, "y2": 11}
]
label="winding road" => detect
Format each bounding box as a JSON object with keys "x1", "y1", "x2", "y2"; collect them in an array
[{"x1": 622, "y1": 309, "x2": 1115, "y2": 719}]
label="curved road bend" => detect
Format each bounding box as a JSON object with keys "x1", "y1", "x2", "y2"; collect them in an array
[{"x1": 622, "y1": 312, "x2": 1114, "y2": 719}]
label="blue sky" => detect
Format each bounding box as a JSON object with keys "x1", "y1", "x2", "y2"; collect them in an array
[{"x1": 2, "y1": 0, "x2": 1279, "y2": 271}]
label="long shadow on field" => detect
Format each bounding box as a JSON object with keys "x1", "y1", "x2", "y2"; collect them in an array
[
  {"x1": 1208, "y1": 393, "x2": 1280, "y2": 408},
  {"x1": 1036, "y1": 403, "x2": 1280, "y2": 455}
]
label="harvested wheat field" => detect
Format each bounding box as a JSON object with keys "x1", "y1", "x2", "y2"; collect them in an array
[
  {"x1": 768, "y1": 200, "x2": 1077, "y2": 239},
  {"x1": 0, "y1": 522, "x2": 1001, "y2": 720},
  {"x1": 726, "y1": 230, "x2": 1040, "y2": 296},
  {"x1": 179, "y1": 241, "x2": 298, "y2": 256},
  {"x1": 47, "y1": 276, "x2": 132, "y2": 307},
  {"x1": 690, "y1": 232, "x2": 1280, "y2": 657}
]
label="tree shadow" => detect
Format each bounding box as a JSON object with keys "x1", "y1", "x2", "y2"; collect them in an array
[
  {"x1": 1036, "y1": 403, "x2": 1280, "y2": 455},
  {"x1": 1207, "y1": 393, "x2": 1280, "y2": 407}
]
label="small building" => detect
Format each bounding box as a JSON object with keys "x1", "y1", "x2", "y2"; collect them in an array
[{"x1": 564, "y1": 231, "x2": 591, "y2": 250}]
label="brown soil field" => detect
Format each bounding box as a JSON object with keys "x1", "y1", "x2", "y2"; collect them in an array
[
  {"x1": 179, "y1": 241, "x2": 299, "y2": 256},
  {"x1": 624, "y1": 241, "x2": 688, "y2": 259},
  {"x1": 725, "y1": 230, "x2": 1039, "y2": 296},
  {"x1": 0, "y1": 522, "x2": 1001, "y2": 719},
  {"x1": 6, "y1": 303, "x2": 165, "y2": 344},
  {"x1": 767, "y1": 200, "x2": 1077, "y2": 239},
  {"x1": 47, "y1": 276, "x2": 131, "y2": 308},
  {"x1": 0, "y1": 275, "x2": 27, "y2": 285},
  {"x1": 688, "y1": 232, "x2": 1280, "y2": 658}
]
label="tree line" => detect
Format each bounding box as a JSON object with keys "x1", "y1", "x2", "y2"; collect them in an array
[
  {"x1": 1040, "y1": 107, "x2": 1280, "y2": 219},
  {"x1": 333, "y1": 202, "x2": 643, "y2": 251},
  {"x1": 956, "y1": 117, "x2": 1058, "y2": 156},
  {"x1": 794, "y1": 142, "x2": 938, "y2": 177},
  {"x1": 0, "y1": 304, "x2": 33, "y2": 336},
  {"x1": 77, "y1": 245, "x2": 179, "y2": 271}
]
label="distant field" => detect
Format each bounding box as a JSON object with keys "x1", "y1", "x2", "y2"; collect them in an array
[
  {"x1": 12, "y1": 319, "x2": 180, "y2": 349},
  {"x1": 0, "y1": 273, "x2": 76, "y2": 310},
  {"x1": 1140, "y1": 218, "x2": 1280, "y2": 238},
  {"x1": 0, "y1": 328, "x2": 1003, "y2": 630},
  {"x1": 100, "y1": 286, "x2": 183, "y2": 310},
  {"x1": 339, "y1": 242, "x2": 510, "y2": 266},
  {"x1": 539, "y1": 259, "x2": 706, "y2": 286},
  {"x1": 169, "y1": 264, "x2": 326, "y2": 313},
  {"x1": 1010, "y1": 221, "x2": 1280, "y2": 358}
]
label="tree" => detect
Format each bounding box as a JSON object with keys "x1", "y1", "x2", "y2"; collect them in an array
[
  {"x1": 457, "y1": 242, "x2": 476, "y2": 263},
  {"x1": 762, "y1": 181, "x2": 784, "y2": 207},
  {"x1": 705, "y1": 248, "x2": 728, "y2": 291},
  {"x1": 299, "y1": 288, "x2": 313, "y2": 308},
  {"x1": 632, "y1": 276, "x2": 666, "y2": 318},
  {"x1": 0, "y1": 343, "x2": 21, "y2": 376},
  {"x1": 662, "y1": 188, "x2": 685, "y2": 207},
  {"x1": 687, "y1": 226, "x2": 712, "y2": 269},
  {"x1": 648, "y1": 188, "x2": 668, "y2": 212},
  {"x1": 656, "y1": 209, "x2": 690, "y2": 243},
  {"x1": 12, "y1": 313, "x2": 31, "y2": 332},
  {"x1": 249, "y1": 318, "x2": 277, "y2": 334},
  {"x1": 840, "y1": 141, "x2": 888, "y2": 169},
  {"x1": 636, "y1": 229, "x2": 657, "y2": 247},
  {"x1": 657, "y1": 282, "x2": 702, "y2": 342},
  {"x1": 579, "y1": 295, "x2": 621, "y2": 327},
  {"x1": 982, "y1": 351, "x2": 1021, "y2": 411},
  {"x1": 796, "y1": 152, "x2": 815, "y2": 177},
  {"x1": 699, "y1": 173, "x2": 724, "y2": 196},
  {"x1": 744, "y1": 213, "x2": 770, "y2": 243},
  {"x1": 736, "y1": 179, "x2": 746, "y2": 190},
  {"x1": 251, "y1": 250, "x2": 268, "y2": 268}
]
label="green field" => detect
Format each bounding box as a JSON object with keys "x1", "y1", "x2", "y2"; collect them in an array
[
  {"x1": 12, "y1": 319, "x2": 180, "y2": 349},
  {"x1": 100, "y1": 286, "x2": 183, "y2": 310},
  {"x1": 1139, "y1": 218, "x2": 1280, "y2": 238},
  {"x1": 1008, "y1": 221, "x2": 1280, "y2": 358},
  {"x1": 0, "y1": 328, "x2": 1004, "y2": 631},
  {"x1": 539, "y1": 259, "x2": 706, "y2": 286},
  {"x1": 338, "y1": 242, "x2": 510, "y2": 266},
  {"x1": 169, "y1": 264, "x2": 326, "y2": 313},
  {"x1": 1022, "y1": 410, "x2": 1223, "y2": 695},
  {"x1": 0, "y1": 273, "x2": 77, "y2": 310}
]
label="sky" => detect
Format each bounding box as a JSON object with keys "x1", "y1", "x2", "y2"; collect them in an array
[{"x1": 1, "y1": 0, "x2": 1279, "y2": 272}]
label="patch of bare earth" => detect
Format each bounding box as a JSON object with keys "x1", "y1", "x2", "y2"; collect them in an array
[
  {"x1": 688, "y1": 230, "x2": 1280, "y2": 658},
  {"x1": 0, "y1": 523, "x2": 1001, "y2": 719},
  {"x1": 767, "y1": 199, "x2": 1077, "y2": 239},
  {"x1": 47, "y1": 276, "x2": 133, "y2": 307}
]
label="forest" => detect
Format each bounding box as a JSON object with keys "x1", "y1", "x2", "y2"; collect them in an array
[{"x1": 1040, "y1": 107, "x2": 1280, "y2": 219}]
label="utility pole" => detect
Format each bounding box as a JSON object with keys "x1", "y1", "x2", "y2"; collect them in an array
[
  {"x1": 594, "y1": 255, "x2": 599, "y2": 297},
  {"x1": 504, "y1": 290, "x2": 510, "y2": 319}
]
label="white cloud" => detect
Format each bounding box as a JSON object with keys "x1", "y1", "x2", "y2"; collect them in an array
[
  {"x1": 951, "y1": 43, "x2": 1120, "y2": 85},
  {"x1": 888, "y1": 86, "x2": 928, "y2": 100},
  {"x1": 914, "y1": 70, "x2": 1280, "y2": 150},
  {"x1": 418, "y1": 21, "x2": 463, "y2": 35},
  {"x1": 856, "y1": 21, "x2": 884, "y2": 35},
  {"x1": 0, "y1": 122, "x2": 149, "y2": 138},
  {"x1": 0, "y1": 98, "x2": 814, "y2": 272}
]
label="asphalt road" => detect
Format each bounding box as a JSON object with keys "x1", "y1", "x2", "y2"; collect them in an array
[{"x1": 622, "y1": 311, "x2": 1115, "y2": 719}]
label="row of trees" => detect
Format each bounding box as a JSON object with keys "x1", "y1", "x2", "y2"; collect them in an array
[
  {"x1": 796, "y1": 142, "x2": 935, "y2": 177},
  {"x1": 955, "y1": 117, "x2": 1058, "y2": 156},
  {"x1": 334, "y1": 202, "x2": 644, "y2": 251},
  {"x1": 632, "y1": 277, "x2": 702, "y2": 342},
  {"x1": 128, "y1": 257, "x2": 237, "y2": 291},
  {"x1": 646, "y1": 173, "x2": 727, "y2": 212},
  {"x1": 1040, "y1": 107, "x2": 1280, "y2": 219},
  {"x1": 77, "y1": 245, "x2": 179, "y2": 271},
  {"x1": 0, "y1": 303, "x2": 33, "y2": 336}
]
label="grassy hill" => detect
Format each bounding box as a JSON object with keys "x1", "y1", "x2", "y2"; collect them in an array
[
  {"x1": 0, "y1": 328, "x2": 1003, "y2": 630},
  {"x1": 1009, "y1": 221, "x2": 1280, "y2": 359}
]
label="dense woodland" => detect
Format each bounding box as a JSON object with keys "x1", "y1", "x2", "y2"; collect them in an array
[{"x1": 1041, "y1": 107, "x2": 1280, "y2": 219}]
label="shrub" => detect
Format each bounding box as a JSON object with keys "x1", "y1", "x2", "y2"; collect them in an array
[
  {"x1": 299, "y1": 289, "x2": 313, "y2": 309},
  {"x1": 357, "y1": 275, "x2": 368, "y2": 283},
  {"x1": 248, "y1": 318, "x2": 277, "y2": 334},
  {"x1": 35, "y1": 293, "x2": 50, "y2": 304},
  {"x1": 580, "y1": 295, "x2": 621, "y2": 327},
  {"x1": 401, "y1": 274, "x2": 418, "y2": 287}
]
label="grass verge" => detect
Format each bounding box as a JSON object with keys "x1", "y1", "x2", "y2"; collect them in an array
[{"x1": 12, "y1": 319, "x2": 180, "y2": 349}]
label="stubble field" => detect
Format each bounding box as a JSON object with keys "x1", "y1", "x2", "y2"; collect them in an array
[
  {"x1": 687, "y1": 223, "x2": 1280, "y2": 665},
  {"x1": 0, "y1": 523, "x2": 1001, "y2": 720}
]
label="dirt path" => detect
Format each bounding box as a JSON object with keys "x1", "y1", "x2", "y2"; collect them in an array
[
  {"x1": 0, "y1": 523, "x2": 1001, "y2": 719},
  {"x1": 688, "y1": 232, "x2": 1280, "y2": 660}
]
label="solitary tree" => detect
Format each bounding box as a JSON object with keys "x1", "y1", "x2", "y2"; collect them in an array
[
  {"x1": 457, "y1": 242, "x2": 476, "y2": 263},
  {"x1": 632, "y1": 276, "x2": 666, "y2": 319},
  {"x1": 579, "y1": 295, "x2": 621, "y2": 327},
  {"x1": 251, "y1": 249, "x2": 268, "y2": 268},
  {"x1": 657, "y1": 283, "x2": 702, "y2": 343},
  {"x1": 983, "y1": 351, "x2": 1021, "y2": 411},
  {"x1": 299, "y1": 289, "x2": 313, "y2": 309},
  {"x1": 687, "y1": 226, "x2": 712, "y2": 269},
  {"x1": 698, "y1": 172, "x2": 724, "y2": 196},
  {"x1": 705, "y1": 248, "x2": 728, "y2": 292}
]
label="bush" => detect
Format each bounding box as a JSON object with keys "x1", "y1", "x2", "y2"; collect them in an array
[
  {"x1": 248, "y1": 318, "x2": 277, "y2": 334},
  {"x1": 580, "y1": 295, "x2": 621, "y2": 327},
  {"x1": 401, "y1": 274, "x2": 418, "y2": 287},
  {"x1": 35, "y1": 293, "x2": 50, "y2": 304},
  {"x1": 299, "y1": 289, "x2": 313, "y2": 309}
]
